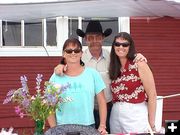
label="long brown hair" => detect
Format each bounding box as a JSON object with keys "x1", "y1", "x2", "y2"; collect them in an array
[{"x1": 109, "y1": 32, "x2": 137, "y2": 80}]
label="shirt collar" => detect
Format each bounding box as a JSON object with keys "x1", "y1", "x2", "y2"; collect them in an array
[{"x1": 85, "y1": 48, "x2": 105, "y2": 61}]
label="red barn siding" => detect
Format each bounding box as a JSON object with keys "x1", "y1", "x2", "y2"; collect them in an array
[
  {"x1": 130, "y1": 17, "x2": 180, "y2": 124},
  {"x1": 0, "y1": 57, "x2": 61, "y2": 133}
]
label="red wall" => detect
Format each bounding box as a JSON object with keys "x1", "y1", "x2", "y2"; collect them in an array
[{"x1": 130, "y1": 16, "x2": 180, "y2": 124}]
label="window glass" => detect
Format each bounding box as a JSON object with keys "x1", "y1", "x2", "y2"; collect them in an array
[
  {"x1": 82, "y1": 18, "x2": 118, "y2": 46},
  {"x1": 1, "y1": 17, "x2": 118, "y2": 48},
  {"x1": 68, "y1": 18, "x2": 78, "y2": 39},
  {"x1": 47, "y1": 19, "x2": 56, "y2": 46},
  {"x1": 25, "y1": 21, "x2": 42, "y2": 46},
  {"x1": 2, "y1": 21, "x2": 21, "y2": 46}
]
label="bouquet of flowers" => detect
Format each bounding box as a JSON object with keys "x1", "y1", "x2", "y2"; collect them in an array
[{"x1": 3, "y1": 74, "x2": 70, "y2": 134}]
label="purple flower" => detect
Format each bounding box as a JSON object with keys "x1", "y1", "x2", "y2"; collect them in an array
[
  {"x1": 19, "y1": 112, "x2": 25, "y2": 118},
  {"x1": 4, "y1": 74, "x2": 70, "y2": 121},
  {"x1": 3, "y1": 96, "x2": 12, "y2": 104},
  {"x1": 18, "y1": 88, "x2": 28, "y2": 97},
  {"x1": 46, "y1": 94, "x2": 57, "y2": 105},
  {"x1": 22, "y1": 98, "x2": 30, "y2": 108},
  {"x1": 14, "y1": 106, "x2": 21, "y2": 114},
  {"x1": 6, "y1": 89, "x2": 15, "y2": 96},
  {"x1": 36, "y1": 74, "x2": 43, "y2": 90},
  {"x1": 20, "y1": 75, "x2": 28, "y2": 94},
  {"x1": 61, "y1": 83, "x2": 71, "y2": 92}
]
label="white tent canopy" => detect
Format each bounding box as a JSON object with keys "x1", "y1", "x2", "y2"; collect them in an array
[{"x1": 0, "y1": 0, "x2": 180, "y2": 22}]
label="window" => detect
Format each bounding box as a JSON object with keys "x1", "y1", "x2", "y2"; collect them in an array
[
  {"x1": 25, "y1": 21, "x2": 42, "y2": 46},
  {"x1": 2, "y1": 21, "x2": 21, "y2": 46},
  {"x1": 68, "y1": 18, "x2": 78, "y2": 39},
  {"x1": 0, "y1": 17, "x2": 129, "y2": 56},
  {"x1": 0, "y1": 18, "x2": 59, "y2": 56},
  {"x1": 67, "y1": 17, "x2": 119, "y2": 46},
  {"x1": 2, "y1": 19, "x2": 57, "y2": 47},
  {"x1": 47, "y1": 19, "x2": 56, "y2": 46},
  {"x1": 81, "y1": 18, "x2": 118, "y2": 46}
]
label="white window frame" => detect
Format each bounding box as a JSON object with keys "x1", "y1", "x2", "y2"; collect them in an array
[{"x1": 0, "y1": 17, "x2": 129, "y2": 56}]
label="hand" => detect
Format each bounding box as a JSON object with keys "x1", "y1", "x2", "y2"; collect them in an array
[
  {"x1": 134, "y1": 53, "x2": 147, "y2": 63},
  {"x1": 147, "y1": 124, "x2": 157, "y2": 134},
  {"x1": 98, "y1": 125, "x2": 108, "y2": 135},
  {"x1": 151, "y1": 125, "x2": 157, "y2": 132},
  {"x1": 54, "y1": 64, "x2": 67, "y2": 76}
]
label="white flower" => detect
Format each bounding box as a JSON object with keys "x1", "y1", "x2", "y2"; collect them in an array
[
  {"x1": 0, "y1": 127, "x2": 18, "y2": 135},
  {"x1": 54, "y1": 84, "x2": 61, "y2": 89},
  {"x1": 31, "y1": 96, "x2": 35, "y2": 100}
]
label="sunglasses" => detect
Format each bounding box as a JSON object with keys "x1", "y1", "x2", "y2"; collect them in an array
[
  {"x1": 64, "y1": 48, "x2": 81, "y2": 54},
  {"x1": 114, "y1": 42, "x2": 130, "y2": 47}
]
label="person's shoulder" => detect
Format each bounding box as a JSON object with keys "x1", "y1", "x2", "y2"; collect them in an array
[
  {"x1": 49, "y1": 72, "x2": 58, "y2": 81},
  {"x1": 85, "y1": 67, "x2": 97, "y2": 72},
  {"x1": 84, "y1": 67, "x2": 102, "y2": 80},
  {"x1": 50, "y1": 72, "x2": 61, "y2": 79},
  {"x1": 50, "y1": 72, "x2": 56, "y2": 77},
  {"x1": 102, "y1": 48, "x2": 110, "y2": 54},
  {"x1": 82, "y1": 49, "x2": 92, "y2": 59},
  {"x1": 102, "y1": 48, "x2": 110, "y2": 59},
  {"x1": 136, "y1": 61, "x2": 149, "y2": 69},
  {"x1": 83, "y1": 48, "x2": 90, "y2": 55},
  {"x1": 85, "y1": 67, "x2": 100, "y2": 75}
]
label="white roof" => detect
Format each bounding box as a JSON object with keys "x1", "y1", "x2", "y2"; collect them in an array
[{"x1": 0, "y1": 0, "x2": 180, "y2": 21}]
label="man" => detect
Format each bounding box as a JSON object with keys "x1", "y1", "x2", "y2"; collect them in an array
[
  {"x1": 77, "y1": 21, "x2": 112, "y2": 133},
  {"x1": 55, "y1": 20, "x2": 146, "y2": 133}
]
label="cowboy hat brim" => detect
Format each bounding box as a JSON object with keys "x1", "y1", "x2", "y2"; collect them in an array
[{"x1": 76, "y1": 28, "x2": 112, "y2": 38}]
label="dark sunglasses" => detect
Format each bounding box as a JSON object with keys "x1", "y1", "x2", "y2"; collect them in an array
[
  {"x1": 64, "y1": 48, "x2": 81, "y2": 54},
  {"x1": 114, "y1": 42, "x2": 130, "y2": 47}
]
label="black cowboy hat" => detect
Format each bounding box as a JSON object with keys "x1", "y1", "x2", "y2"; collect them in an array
[{"x1": 76, "y1": 20, "x2": 112, "y2": 38}]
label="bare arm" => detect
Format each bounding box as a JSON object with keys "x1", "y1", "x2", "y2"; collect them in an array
[
  {"x1": 47, "y1": 113, "x2": 57, "y2": 128},
  {"x1": 96, "y1": 90, "x2": 107, "y2": 135},
  {"x1": 134, "y1": 53, "x2": 147, "y2": 63},
  {"x1": 137, "y1": 61, "x2": 157, "y2": 130}
]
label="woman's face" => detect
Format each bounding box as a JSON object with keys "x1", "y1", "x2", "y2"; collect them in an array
[
  {"x1": 114, "y1": 37, "x2": 130, "y2": 58},
  {"x1": 63, "y1": 43, "x2": 82, "y2": 64}
]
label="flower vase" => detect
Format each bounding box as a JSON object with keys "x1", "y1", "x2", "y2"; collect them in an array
[{"x1": 34, "y1": 119, "x2": 45, "y2": 135}]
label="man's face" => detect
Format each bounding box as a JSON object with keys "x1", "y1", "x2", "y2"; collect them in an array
[{"x1": 85, "y1": 33, "x2": 104, "y2": 52}]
